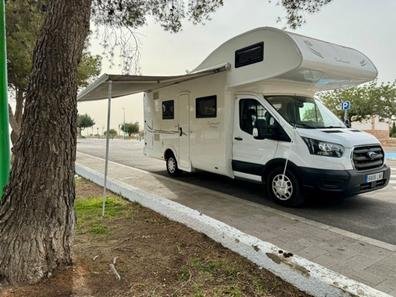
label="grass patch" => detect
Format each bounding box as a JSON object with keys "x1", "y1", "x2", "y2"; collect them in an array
[
  {"x1": 75, "y1": 196, "x2": 131, "y2": 236},
  {"x1": 190, "y1": 257, "x2": 220, "y2": 274},
  {"x1": 189, "y1": 257, "x2": 239, "y2": 277},
  {"x1": 75, "y1": 196, "x2": 127, "y2": 217},
  {"x1": 177, "y1": 266, "x2": 191, "y2": 282},
  {"x1": 174, "y1": 255, "x2": 277, "y2": 296},
  {"x1": 89, "y1": 223, "x2": 108, "y2": 235},
  {"x1": 191, "y1": 283, "x2": 205, "y2": 297},
  {"x1": 213, "y1": 285, "x2": 243, "y2": 297}
]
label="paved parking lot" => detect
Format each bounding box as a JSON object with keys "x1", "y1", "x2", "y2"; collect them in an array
[{"x1": 77, "y1": 138, "x2": 396, "y2": 245}]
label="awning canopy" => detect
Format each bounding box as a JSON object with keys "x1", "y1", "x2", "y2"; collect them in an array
[
  {"x1": 77, "y1": 64, "x2": 230, "y2": 217},
  {"x1": 77, "y1": 63, "x2": 230, "y2": 102}
]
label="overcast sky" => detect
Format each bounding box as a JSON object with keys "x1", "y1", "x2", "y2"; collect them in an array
[{"x1": 77, "y1": 0, "x2": 396, "y2": 134}]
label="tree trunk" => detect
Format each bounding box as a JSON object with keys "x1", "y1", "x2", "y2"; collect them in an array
[{"x1": 0, "y1": 0, "x2": 91, "y2": 285}]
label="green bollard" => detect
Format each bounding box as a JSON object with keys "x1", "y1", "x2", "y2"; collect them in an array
[{"x1": 0, "y1": 0, "x2": 10, "y2": 199}]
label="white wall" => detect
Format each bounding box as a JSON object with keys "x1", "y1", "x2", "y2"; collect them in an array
[{"x1": 352, "y1": 115, "x2": 389, "y2": 131}]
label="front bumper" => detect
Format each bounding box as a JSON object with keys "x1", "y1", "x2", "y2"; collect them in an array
[{"x1": 299, "y1": 164, "x2": 391, "y2": 196}]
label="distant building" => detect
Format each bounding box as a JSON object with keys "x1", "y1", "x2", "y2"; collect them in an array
[{"x1": 352, "y1": 115, "x2": 395, "y2": 146}]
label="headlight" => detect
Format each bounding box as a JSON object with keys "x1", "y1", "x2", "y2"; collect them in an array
[{"x1": 302, "y1": 137, "x2": 344, "y2": 158}]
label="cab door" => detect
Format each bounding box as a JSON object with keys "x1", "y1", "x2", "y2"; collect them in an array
[{"x1": 232, "y1": 96, "x2": 278, "y2": 179}]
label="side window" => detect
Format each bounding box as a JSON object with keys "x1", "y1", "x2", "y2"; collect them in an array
[
  {"x1": 162, "y1": 100, "x2": 174, "y2": 120},
  {"x1": 196, "y1": 95, "x2": 217, "y2": 118},
  {"x1": 239, "y1": 99, "x2": 271, "y2": 135},
  {"x1": 265, "y1": 97, "x2": 292, "y2": 123}
]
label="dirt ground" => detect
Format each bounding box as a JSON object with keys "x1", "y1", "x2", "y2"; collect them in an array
[{"x1": 0, "y1": 178, "x2": 310, "y2": 297}]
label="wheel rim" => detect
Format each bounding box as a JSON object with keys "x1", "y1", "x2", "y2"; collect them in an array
[
  {"x1": 167, "y1": 157, "x2": 176, "y2": 173},
  {"x1": 272, "y1": 174, "x2": 293, "y2": 201}
]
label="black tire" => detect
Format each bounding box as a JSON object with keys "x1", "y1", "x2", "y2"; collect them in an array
[
  {"x1": 166, "y1": 154, "x2": 181, "y2": 177},
  {"x1": 266, "y1": 166, "x2": 304, "y2": 207}
]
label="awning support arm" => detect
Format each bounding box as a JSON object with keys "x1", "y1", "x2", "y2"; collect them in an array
[{"x1": 102, "y1": 80, "x2": 112, "y2": 217}]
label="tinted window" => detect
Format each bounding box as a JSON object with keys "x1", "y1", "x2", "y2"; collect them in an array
[
  {"x1": 235, "y1": 42, "x2": 264, "y2": 68},
  {"x1": 239, "y1": 99, "x2": 270, "y2": 135},
  {"x1": 162, "y1": 100, "x2": 174, "y2": 120},
  {"x1": 196, "y1": 95, "x2": 217, "y2": 118}
]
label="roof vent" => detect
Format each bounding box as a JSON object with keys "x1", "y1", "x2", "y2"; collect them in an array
[{"x1": 235, "y1": 42, "x2": 264, "y2": 68}]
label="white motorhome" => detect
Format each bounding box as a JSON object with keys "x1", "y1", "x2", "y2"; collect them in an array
[{"x1": 143, "y1": 27, "x2": 391, "y2": 206}]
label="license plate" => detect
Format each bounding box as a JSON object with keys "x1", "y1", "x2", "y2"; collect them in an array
[{"x1": 365, "y1": 172, "x2": 384, "y2": 183}]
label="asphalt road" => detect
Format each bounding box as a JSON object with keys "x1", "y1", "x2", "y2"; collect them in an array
[{"x1": 77, "y1": 138, "x2": 396, "y2": 245}]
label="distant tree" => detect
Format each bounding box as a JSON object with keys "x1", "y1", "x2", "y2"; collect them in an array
[
  {"x1": 6, "y1": 0, "x2": 101, "y2": 144},
  {"x1": 104, "y1": 129, "x2": 118, "y2": 139},
  {"x1": 77, "y1": 113, "x2": 95, "y2": 136},
  {"x1": 319, "y1": 81, "x2": 396, "y2": 123},
  {"x1": 77, "y1": 51, "x2": 102, "y2": 88},
  {"x1": 121, "y1": 122, "x2": 139, "y2": 136}
]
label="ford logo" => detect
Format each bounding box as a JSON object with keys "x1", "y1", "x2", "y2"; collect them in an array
[{"x1": 367, "y1": 151, "x2": 379, "y2": 160}]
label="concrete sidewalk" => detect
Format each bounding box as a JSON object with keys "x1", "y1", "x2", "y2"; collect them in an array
[{"x1": 77, "y1": 152, "x2": 396, "y2": 296}]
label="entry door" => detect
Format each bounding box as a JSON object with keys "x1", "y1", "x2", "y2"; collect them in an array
[
  {"x1": 232, "y1": 96, "x2": 277, "y2": 177},
  {"x1": 177, "y1": 94, "x2": 191, "y2": 171}
]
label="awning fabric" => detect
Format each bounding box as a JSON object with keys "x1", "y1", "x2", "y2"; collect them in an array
[{"x1": 77, "y1": 63, "x2": 230, "y2": 102}]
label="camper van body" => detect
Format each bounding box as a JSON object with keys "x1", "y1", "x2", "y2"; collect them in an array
[{"x1": 143, "y1": 27, "x2": 391, "y2": 206}]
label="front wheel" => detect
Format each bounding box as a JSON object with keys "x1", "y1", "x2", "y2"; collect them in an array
[
  {"x1": 266, "y1": 167, "x2": 304, "y2": 207},
  {"x1": 166, "y1": 155, "x2": 181, "y2": 177}
]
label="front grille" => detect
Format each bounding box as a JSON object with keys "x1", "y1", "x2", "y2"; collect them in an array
[{"x1": 352, "y1": 145, "x2": 384, "y2": 171}]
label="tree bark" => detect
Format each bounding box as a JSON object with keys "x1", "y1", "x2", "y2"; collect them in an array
[
  {"x1": 14, "y1": 88, "x2": 24, "y2": 125},
  {"x1": 0, "y1": 0, "x2": 91, "y2": 285}
]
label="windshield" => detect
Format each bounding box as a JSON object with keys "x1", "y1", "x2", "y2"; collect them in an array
[{"x1": 265, "y1": 96, "x2": 345, "y2": 129}]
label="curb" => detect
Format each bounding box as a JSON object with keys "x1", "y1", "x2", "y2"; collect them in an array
[{"x1": 76, "y1": 163, "x2": 392, "y2": 297}]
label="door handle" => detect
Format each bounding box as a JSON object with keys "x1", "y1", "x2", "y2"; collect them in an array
[
  {"x1": 179, "y1": 127, "x2": 183, "y2": 136},
  {"x1": 234, "y1": 137, "x2": 243, "y2": 141}
]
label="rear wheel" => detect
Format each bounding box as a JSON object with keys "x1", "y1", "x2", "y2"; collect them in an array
[
  {"x1": 166, "y1": 154, "x2": 180, "y2": 177},
  {"x1": 266, "y1": 167, "x2": 304, "y2": 207}
]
